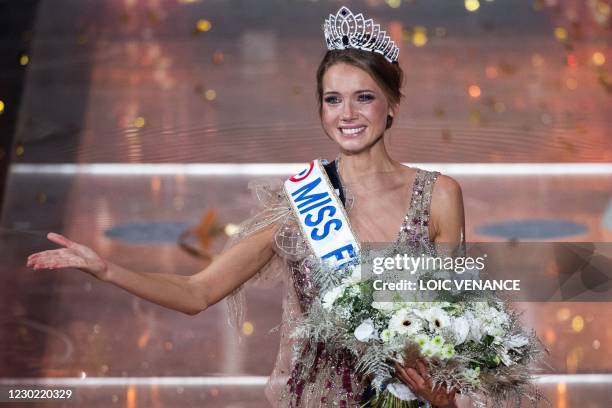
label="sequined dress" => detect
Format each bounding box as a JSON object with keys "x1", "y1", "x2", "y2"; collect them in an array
[{"x1": 226, "y1": 160, "x2": 441, "y2": 407}]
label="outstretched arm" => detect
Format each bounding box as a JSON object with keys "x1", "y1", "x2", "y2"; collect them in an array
[{"x1": 27, "y1": 225, "x2": 278, "y2": 315}]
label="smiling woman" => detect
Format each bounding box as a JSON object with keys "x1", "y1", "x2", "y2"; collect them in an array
[{"x1": 26, "y1": 5, "x2": 465, "y2": 408}]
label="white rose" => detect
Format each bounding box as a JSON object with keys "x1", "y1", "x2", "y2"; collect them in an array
[
  {"x1": 450, "y1": 316, "x2": 470, "y2": 345},
  {"x1": 354, "y1": 319, "x2": 378, "y2": 342},
  {"x1": 464, "y1": 311, "x2": 483, "y2": 342},
  {"x1": 504, "y1": 334, "x2": 529, "y2": 350}
]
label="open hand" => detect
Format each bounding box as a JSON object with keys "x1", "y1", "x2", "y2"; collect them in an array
[
  {"x1": 395, "y1": 360, "x2": 458, "y2": 408},
  {"x1": 26, "y1": 233, "x2": 108, "y2": 280}
]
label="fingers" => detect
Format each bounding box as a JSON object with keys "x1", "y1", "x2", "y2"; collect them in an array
[
  {"x1": 416, "y1": 360, "x2": 431, "y2": 384},
  {"x1": 394, "y1": 363, "x2": 417, "y2": 390},
  {"x1": 47, "y1": 232, "x2": 74, "y2": 248},
  {"x1": 27, "y1": 249, "x2": 82, "y2": 270}
]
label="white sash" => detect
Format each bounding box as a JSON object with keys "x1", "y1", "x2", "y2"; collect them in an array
[{"x1": 284, "y1": 159, "x2": 360, "y2": 271}]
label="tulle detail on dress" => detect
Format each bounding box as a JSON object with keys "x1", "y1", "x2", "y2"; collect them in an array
[{"x1": 223, "y1": 166, "x2": 450, "y2": 407}]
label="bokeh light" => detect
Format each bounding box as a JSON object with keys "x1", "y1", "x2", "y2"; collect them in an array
[
  {"x1": 571, "y1": 315, "x2": 584, "y2": 332},
  {"x1": 196, "y1": 19, "x2": 212, "y2": 33},
  {"x1": 205, "y1": 89, "x2": 216, "y2": 100},
  {"x1": 592, "y1": 51, "x2": 606, "y2": 66},
  {"x1": 465, "y1": 0, "x2": 480, "y2": 12},
  {"x1": 554, "y1": 27, "x2": 568, "y2": 41},
  {"x1": 412, "y1": 26, "x2": 428, "y2": 47},
  {"x1": 242, "y1": 321, "x2": 254, "y2": 336},
  {"x1": 468, "y1": 84, "x2": 481, "y2": 98}
]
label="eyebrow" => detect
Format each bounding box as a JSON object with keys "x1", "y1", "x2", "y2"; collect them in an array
[{"x1": 323, "y1": 89, "x2": 375, "y2": 96}]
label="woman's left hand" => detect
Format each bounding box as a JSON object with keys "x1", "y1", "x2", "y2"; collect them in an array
[{"x1": 395, "y1": 360, "x2": 458, "y2": 408}]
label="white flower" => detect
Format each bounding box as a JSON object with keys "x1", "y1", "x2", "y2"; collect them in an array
[
  {"x1": 504, "y1": 334, "x2": 529, "y2": 350},
  {"x1": 321, "y1": 285, "x2": 346, "y2": 310},
  {"x1": 380, "y1": 329, "x2": 396, "y2": 342},
  {"x1": 371, "y1": 301, "x2": 395, "y2": 312},
  {"x1": 500, "y1": 349, "x2": 514, "y2": 366},
  {"x1": 389, "y1": 309, "x2": 423, "y2": 335},
  {"x1": 439, "y1": 343, "x2": 456, "y2": 360},
  {"x1": 354, "y1": 319, "x2": 378, "y2": 342},
  {"x1": 464, "y1": 367, "x2": 481, "y2": 385},
  {"x1": 450, "y1": 316, "x2": 470, "y2": 345},
  {"x1": 414, "y1": 307, "x2": 450, "y2": 331},
  {"x1": 386, "y1": 382, "x2": 418, "y2": 401},
  {"x1": 464, "y1": 311, "x2": 483, "y2": 342},
  {"x1": 342, "y1": 264, "x2": 362, "y2": 284}
]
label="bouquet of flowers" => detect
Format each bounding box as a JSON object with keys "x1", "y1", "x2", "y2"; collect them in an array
[{"x1": 292, "y1": 253, "x2": 546, "y2": 408}]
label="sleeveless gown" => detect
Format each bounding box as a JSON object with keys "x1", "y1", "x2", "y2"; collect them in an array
[{"x1": 225, "y1": 160, "x2": 441, "y2": 407}]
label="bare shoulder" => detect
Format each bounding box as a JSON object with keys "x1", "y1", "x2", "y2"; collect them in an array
[
  {"x1": 429, "y1": 173, "x2": 465, "y2": 242},
  {"x1": 432, "y1": 174, "x2": 463, "y2": 202}
]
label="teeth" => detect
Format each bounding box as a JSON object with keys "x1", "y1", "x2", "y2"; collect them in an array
[{"x1": 340, "y1": 127, "x2": 365, "y2": 135}]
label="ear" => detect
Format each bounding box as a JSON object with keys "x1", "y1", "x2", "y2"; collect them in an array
[{"x1": 387, "y1": 104, "x2": 398, "y2": 119}]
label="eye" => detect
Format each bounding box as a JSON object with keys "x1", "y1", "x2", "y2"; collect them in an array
[
  {"x1": 324, "y1": 95, "x2": 341, "y2": 105},
  {"x1": 358, "y1": 93, "x2": 375, "y2": 102}
]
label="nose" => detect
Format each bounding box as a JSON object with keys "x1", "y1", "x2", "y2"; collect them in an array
[{"x1": 341, "y1": 100, "x2": 357, "y2": 121}]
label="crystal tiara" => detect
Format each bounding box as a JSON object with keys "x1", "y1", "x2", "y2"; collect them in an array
[{"x1": 323, "y1": 6, "x2": 399, "y2": 64}]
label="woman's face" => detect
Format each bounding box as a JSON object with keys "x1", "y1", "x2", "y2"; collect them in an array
[{"x1": 321, "y1": 62, "x2": 395, "y2": 153}]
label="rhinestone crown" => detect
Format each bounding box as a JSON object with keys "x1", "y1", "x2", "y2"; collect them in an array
[{"x1": 323, "y1": 6, "x2": 399, "y2": 64}]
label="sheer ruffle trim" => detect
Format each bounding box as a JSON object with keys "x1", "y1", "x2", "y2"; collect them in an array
[{"x1": 224, "y1": 177, "x2": 310, "y2": 331}]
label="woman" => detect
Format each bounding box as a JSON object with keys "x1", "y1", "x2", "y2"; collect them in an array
[{"x1": 27, "y1": 6, "x2": 464, "y2": 408}]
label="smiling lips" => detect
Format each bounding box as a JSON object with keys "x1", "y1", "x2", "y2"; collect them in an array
[{"x1": 339, "y1": 126, "x2": 366, "y2": 136}]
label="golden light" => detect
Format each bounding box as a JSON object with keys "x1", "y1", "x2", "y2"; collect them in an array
[
  {"x1": 556, "y1": 382, "x2": 567, "y2": 408},
  {"x1": 151, "y1": 176, "x2": 162, "y2": 193},
  {"x1": 593, "y1": 339, "x2": 601, "y2": 350},
  {"x1": 531, "y1": 54, "x2": 544, "y2": 67},
  {"x1": 556, "y1": 307, "x2": 571, "y2": 321},
  {"x1": 566, "y1": 78, "x2": 578, "y2": 90},
  {"x1": 19, "y1": 54, "x2": 29, "y2": 66},
  {"x1": 127, "y1": 385, "x2": 137, "y2": 408},
  {"x1": 0, "y1": 100, "x2": 5, "y2": 114},
  {"x1": 592, "y1": 51, "x2": 606, "y2": 66},
  {"x1": 15, "y1": 143, "x2": 24, "y2": 157},
  {"x1": 468, "y1": 84, "x2": 481, "y2": 98},
  {"x1": 386, "y1": 0, "x2": 401, "y2": 8},
  {"x1": 224, "y1": 223, "x2": 240, "y2": 236},
  {"x1": 566, "y1": 346, "x2": 583, "y2": 373},
  {"x1": 242, "y1": 321, "x2": 254, "y2": 336},
  {"x1": 544, "y1": 328, "x2": 557, "y2": 345},
  {"x1": 134, "y1": 116, "x2": 145, "y2": 128},
  {"x1": 465, "y1": 0, "x2": 480, "y2": 12},
  {"x1": 412, "y1": 26, "x2": 428, "y2": 47},
  {"x1": 137, "y1": 329, "x2": 151, "y2": 349},
  {"x1": 485, "y1": 66, "x2": 498, "y2": 78},
  {"x1": 554, "y1": 27, "x2": 568, "y2": 41},
  {"x1": 196, "y1": 19, "x2": 212, "y2": 33},
  {"x1": 205, "y1": 89, "x2": 217, "y2": 100},
  {"x1": 493, "y1": 101, "x2": 506, "y2": 113},
  {"x1": 571, "y1": 315, "x2": 584, "y2": 332},
  {"x1": 596, "y1": 2, "x2": 610, "y2": 16}
]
